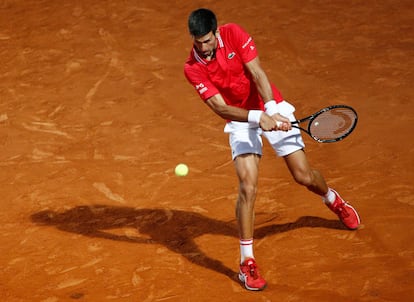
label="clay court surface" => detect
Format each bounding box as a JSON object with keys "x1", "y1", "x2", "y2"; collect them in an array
[{"x1": 1, "y1": 0, "x2": 413, "y2": 301}]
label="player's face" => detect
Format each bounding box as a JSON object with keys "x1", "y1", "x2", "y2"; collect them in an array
[{"x1": 193, "y1": 31, "x2": 217, "y2": 59}]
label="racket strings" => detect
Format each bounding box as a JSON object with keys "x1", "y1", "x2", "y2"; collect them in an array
[{"x1": 309, "y1": 108, "x2": 357, "y2": 140}]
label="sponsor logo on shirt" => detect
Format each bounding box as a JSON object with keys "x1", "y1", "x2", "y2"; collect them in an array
[
  {"x1": 242, "y1": 37, "x2": 252, "y2": 49},
  {"x1": 228, "y1": 52, "x2": 236, "y2": 59},
  {"x1": 196, "y1": 83, "x2": 208, "y2": 95}
]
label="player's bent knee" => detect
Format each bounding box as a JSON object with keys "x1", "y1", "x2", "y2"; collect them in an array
[{"x1": 293, "y1": 172, "x2": 314, "y2": 187}]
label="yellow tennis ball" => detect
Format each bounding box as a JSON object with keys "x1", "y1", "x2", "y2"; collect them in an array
[{"x1": 175, "y1": 163, "x2": 189, "y2": 177}]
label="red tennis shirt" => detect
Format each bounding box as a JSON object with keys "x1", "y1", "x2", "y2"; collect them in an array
[{"x1": 184, "y1": 23, "x2": 284, "y2": 111}]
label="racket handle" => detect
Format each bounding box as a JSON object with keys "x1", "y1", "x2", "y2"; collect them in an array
[{"x1": 276, "y1": 121, "x2": 296, "y2": 130}]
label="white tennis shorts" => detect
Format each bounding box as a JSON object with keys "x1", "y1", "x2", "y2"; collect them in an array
[{"x1": 224, "y1": 101, "x2": 305, "y2": 160}]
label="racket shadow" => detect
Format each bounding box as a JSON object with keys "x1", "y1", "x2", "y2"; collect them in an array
[{"x1": 30, "y1": 205, "x2": 344, "y2": 281}]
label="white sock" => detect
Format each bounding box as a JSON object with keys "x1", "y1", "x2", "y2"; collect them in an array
[
  {"x1": 240, "y1": 238, "x2": 254, "y2": 263},
  {"x1": 323, "y1": 188, "x2": 336, "y2": 204}
]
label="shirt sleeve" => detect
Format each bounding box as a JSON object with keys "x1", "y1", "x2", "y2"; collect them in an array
[
  {"x1": 228, "y1": 23, "x2": 258, "y2": 64},
  {"x1": 184, "y1": 62, "x2": 219, "y2": 102}
]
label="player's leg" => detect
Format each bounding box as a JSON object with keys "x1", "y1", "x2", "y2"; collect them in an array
[
  {"x1": 225, "y1": 124, "x2": 267, "y2": 290},
  {"x1": 283, "y1": 149, "x2": 360, "y2": 229},
  {"x1": 234, "y1": 153, "x2": 267, "y2": 290},
  {"x1": 283, "y1": 149, "x2": 328, "y2": 195},
  {"x1": 234, "y1": 153, "x2": 260, "y2": 240}
]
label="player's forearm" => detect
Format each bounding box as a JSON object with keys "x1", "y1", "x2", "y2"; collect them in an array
[
  {"x1": 245, "y1": 57, "x2": 274, "y2": 103},
  {"x1": 205, "y1": 95, "x2": 249, "y2": 121},
  {"x1": 208, "y1": 101, "x2": 249, "y2": 122},
  {"x1": 252, "y1": 69, "x2": 274, "y2": 103}
]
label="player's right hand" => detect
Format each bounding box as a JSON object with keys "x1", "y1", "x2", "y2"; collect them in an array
[
  {"x1": 259, "y1": 113, "x2": 279, "y2": 131},
  {"x1": 272, "y1": 113, "x2": 292, "y2": 131}
]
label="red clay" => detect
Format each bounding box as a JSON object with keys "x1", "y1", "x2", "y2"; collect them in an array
[{"x1": 1, "y1": 1, "x2": 413, "y2": 301}]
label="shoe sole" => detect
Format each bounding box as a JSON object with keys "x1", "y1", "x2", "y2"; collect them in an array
[
  {"x1": 342, "y1": 202, "x2": 361, "y2": 230},
  {"x1": 238, "y1": 273, "x2": 267, "y2": 291}
]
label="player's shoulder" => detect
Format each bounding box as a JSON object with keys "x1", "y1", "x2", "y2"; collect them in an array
[
  {"x1": 219, "y1": 23, "x2": 251, "y2": 44},
  {"x1": 219, "y1": 23, "x2": 247, "y2": 34},
  {"x1": 184, "y1": 57, "x2": 196, "y2": 72},
  {"x1": 184, "y1": 52, "x2": 203, "y2": 75},
  {"x1": 184, "y1": 49, "x2": 197, "y2": 65}
]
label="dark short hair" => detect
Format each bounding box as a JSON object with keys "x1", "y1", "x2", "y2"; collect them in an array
[{"x1": 188, "y1": 8, "x2": 217, "y2": 37}]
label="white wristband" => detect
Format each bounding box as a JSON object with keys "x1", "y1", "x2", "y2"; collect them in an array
[
  {"x1": 247, "y1": 110, "x2": 263, "y2": 124},
  {"x1": 264, "y1": 100, "x2": 278, "y2": 116}
]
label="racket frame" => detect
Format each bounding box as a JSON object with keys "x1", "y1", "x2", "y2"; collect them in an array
[{"x1": 292, "y1": 104, "x2": 358, "y2": 143}]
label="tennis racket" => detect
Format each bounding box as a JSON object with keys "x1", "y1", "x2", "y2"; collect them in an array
[{"x1": 283, "y1": 104, "x2": 358, "y2": 143}]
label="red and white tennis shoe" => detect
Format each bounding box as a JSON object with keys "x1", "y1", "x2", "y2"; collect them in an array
[
  {"x1": 239, "y1": 258, "x2": 267, "y2": 291},
  {"x1": 326, "y1": 189, "x2": 361, "y2": 230}
]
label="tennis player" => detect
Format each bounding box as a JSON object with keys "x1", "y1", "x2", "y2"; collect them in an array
[{"x1": 184, "y1": 8, "x2": 360, "y2": 291}]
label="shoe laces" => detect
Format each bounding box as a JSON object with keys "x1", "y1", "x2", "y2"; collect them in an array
[
  {"x1": 247, "y1": 261, "x2": 259, "y2": 279},
  {"x1": 332, "y1": 200, "x2": 350, "y2": 218}
]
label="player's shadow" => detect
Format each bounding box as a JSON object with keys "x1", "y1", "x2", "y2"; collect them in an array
[{"x1": 30, "y1": 205, "x2": 345, "y2": 281}]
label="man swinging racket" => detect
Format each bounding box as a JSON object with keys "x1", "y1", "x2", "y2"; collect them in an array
[{"x1": 183, "y1": 8, "x2": 360, "y2": 291}]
